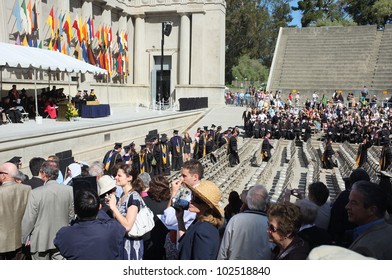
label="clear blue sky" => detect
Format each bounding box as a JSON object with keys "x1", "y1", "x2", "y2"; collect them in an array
[{"x1": 289, "y1": 0, "x2": 302, "y2": 27}]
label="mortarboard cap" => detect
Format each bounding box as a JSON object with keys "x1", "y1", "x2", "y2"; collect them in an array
[
  {"x1": 173, "y1": 129, "x2": 179, "y2": 134},
  {"x1": 211, "y1": 124, "x2": 216, "y2": 128},
  {"x1": 114, "y1": 142, "x2": 122, "y2": 149},
  {"x1": 160, "y1": 134, "x2": 168, "y2": 142}
]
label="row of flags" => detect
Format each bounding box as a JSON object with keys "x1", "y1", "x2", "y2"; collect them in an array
[
  {"x1": 11, "y1": 1, "x2": 129, "y2": 76},
  {"x1": 45, "y1": 7, "x2": 128, "y2": 52},
  {"x1": 12, "y1": 0, "x2": 38, "y2": 35}
]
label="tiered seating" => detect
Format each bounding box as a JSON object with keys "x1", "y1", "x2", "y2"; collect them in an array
[
  {"x1": 268, "y1": 25, "x2": 385, "y2": 96},
  {"x1": 372, "y1": 24, "x2": 392, "y2": 90},
  {"x1": 303, "y1": 140, "x2": 319, "y2": 193},
  {"x1": 269, "y1": 140, "x2": 296, "y2": 203}
]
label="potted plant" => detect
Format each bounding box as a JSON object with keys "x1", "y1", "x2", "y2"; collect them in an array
[{"x1": 65, "y1": 103, "x2": 79, "y2": 121}]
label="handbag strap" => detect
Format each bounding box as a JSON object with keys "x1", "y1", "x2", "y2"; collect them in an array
[{"x1": 127, "y1": 191, "x2": 145, "y2": 210}]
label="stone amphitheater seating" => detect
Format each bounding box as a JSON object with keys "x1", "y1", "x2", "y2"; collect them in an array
[{"x1": 268, "y1": 24, "x2": 392, "y2": 98}]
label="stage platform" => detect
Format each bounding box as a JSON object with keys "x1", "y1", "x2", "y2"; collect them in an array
[{"x1": 0, "y1": 105, "x2": 246, "y2": 177}]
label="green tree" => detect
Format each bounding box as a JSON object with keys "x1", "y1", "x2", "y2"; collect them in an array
[
  {"x1": 293, "y1": 0, "x2": 344, "y2": 27},
  {"x1": 232, "y1": 54, "x2": 269, "y2": 83},
  {"x1": 315, "y1": 18, "x2": 356, "y2": 26},
  {"x1": 372, "y1": 0, "x2": 392, "y2": 25},
  {"x1": 225, "y1": 0, "x2": 292, "y2": 83},
  {"x1": 225, "y1": 0, "x2": 270, "y2": 83},
  {"x1": 293, "y1": 0, "x2": 324, "y2": 27},
  {"x1": 341, "y1": 0, "x2": 378, "y2": 25}
]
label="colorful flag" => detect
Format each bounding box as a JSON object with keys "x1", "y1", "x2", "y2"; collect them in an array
[
  {"x1": 27, "y1": 0, "x2": 33, "y2": 31},
  {"x1": 22, "y1": 35, "x2": 28, "y2": 46},
  {"x1": 59, "y1": 13, "x2": 65, "y2": 36},
  {"x1": 12, "y1": 0, "x2": 22, "y2": 32},
  {"x1": 117, "y1": 54, "x2": 123, "y2": 75},
  {"x1": 20, "y1": 0, "x2": 30, "y2": 34},
  {"x1": 72, "y1": 19, "x2": 81, "y2": 42},
  {"x1": 82, "y1": 20, "x2": 87, "y2": 42},
  {"x1": 75, "y1": 42, "x2": 81, "y2": 60},
  {"x1": 63, "y1": 15, "x2": 71, "y2": 43},
  {"x1": 81, "y1": 41, "x2": 88, "y2": 62},
  {"x1": 87, "y1": 18, "x2": 93, "y2": 41},
  {"x1": 103, "y1": 26, "x2": 108, "y2": 48},
  {"x1": 123, "y1": 53, "x2": 127, "y2": 77},
  {"x1": 91, "y1": 18, "x2": 95, "y2": 40},
  {"x1": 53, "y1": 36, "x2": 58, "y2": 51},
  {"x1": 87, "y1": 43, "x2": 96, "y2": 65},
  {"x1": 48, "y1": 38, "x2": 53, "y2": 50},
  {"x1": 28, "y1": 35, "x2": 33, "y2": 47},
  {"x1": 117, "y1": 32, "x2": 123, "y2": 53},
  {"x1": 47, "y1": 7, "x2": 55, "y2": 36},
  {"x1": 32, "y1": 2, "x2": 38, "y2": 32},
  {"x1": 15, "y1": 34, "x2": 21, "y2": 45}
]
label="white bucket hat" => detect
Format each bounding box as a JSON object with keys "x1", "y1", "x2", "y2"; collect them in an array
[{"x1": 98, "y1": 175, "x2": 116, "y2": 196}]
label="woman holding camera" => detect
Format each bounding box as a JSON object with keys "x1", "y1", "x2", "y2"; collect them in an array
[
  {"x1": 267, "y1": 201, "x2": 310, "y2": 260},
  {"x1": 107, "y1": 163, "x2": 145, "y2": 260},
  {"x1": 175, "y1": 180, "x2": 224, "y2": 259}
]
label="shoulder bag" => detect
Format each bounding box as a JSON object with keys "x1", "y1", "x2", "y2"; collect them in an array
[{"x1": 127, "y1": 192, "x2": 155, "y2": 238}]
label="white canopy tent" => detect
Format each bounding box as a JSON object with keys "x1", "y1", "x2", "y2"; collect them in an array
[{"x1": 0, "y1": 42, "x2": 108, "y2": 117}]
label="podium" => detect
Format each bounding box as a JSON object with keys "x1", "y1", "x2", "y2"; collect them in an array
[{"x1": 57, "y1": 101, "x2": 68, "y2": 121}]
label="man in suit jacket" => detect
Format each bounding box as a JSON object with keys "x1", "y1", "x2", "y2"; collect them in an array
[
  {"x1": 0, "y1": 163, "x2": 31, "y2": 260},
  {"x1": 23, "y1": 157, "x2": 45, "y2": 189},
  {"x1": 21, "y1": 160, "x2": 74, "y2": 260},
  {"x1": 347, "y1": 180, "x2": 392, "y2": 259}
]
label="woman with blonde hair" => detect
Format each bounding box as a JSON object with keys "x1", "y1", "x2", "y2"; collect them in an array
[
  {"x1": 107, "y1": 163, "x2": 145, "y2": 260},
  {"x1": 175, "y1": 180, "x2": 224, "y2": 259},
  {"x1": 182, "y1": 132, "x2": 192, "y2": 162}
]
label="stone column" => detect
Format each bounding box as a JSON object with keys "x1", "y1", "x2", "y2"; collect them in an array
[
  {"x1": 126, "y1": 16, "x2": 134, "y2": 84},
  {"x1": 190, "y1": 12, "x2": 204, "y2": 85},
  {"x1": 179, "y1": 13, "x2": 190, "y2": 85},
  {"x1": 0, "y1": 0, "x2": 8, "y2": 42},
  {"x1": 134, "y1": 14, "x2": 145, "y2": 85}
]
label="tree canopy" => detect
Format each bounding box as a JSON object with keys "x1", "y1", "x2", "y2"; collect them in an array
[
  {"x1": 225, "y1": 0, "x2": 292, "y2": 83},
  {"x1": 231, "y1": 54, "x2": 269, "y2": 83}
]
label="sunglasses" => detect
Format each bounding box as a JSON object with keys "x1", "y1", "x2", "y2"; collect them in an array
[
  {"x1": 267, "y1": 222, "x2": 278, "y2": 233},
  {"x1": 191, "y1": 195, "x2": 204, "y2": 205}
]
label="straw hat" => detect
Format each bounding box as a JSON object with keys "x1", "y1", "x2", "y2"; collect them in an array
[
  {"x1": 98, "y1": 175, "x2": 116, "y2": 196},
  {"x1": 192, "y1": 180, "x2": 224, "y2": 218}
]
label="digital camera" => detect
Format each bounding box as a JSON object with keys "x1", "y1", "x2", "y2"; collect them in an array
[{"x1": 172, "y1": 198, "x2": 189, "y2": 210}]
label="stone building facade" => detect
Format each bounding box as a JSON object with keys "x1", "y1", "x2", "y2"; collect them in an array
[{"x1": 0, "y1": 0, "x2": 225, "y2": 106}]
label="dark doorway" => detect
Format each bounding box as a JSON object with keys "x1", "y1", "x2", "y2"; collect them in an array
[{"x1": 156, "y1": 70, "x2": 171, "y2": 102}]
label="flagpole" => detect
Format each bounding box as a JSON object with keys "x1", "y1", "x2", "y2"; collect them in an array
[
  {"x1": 68, "y1": 72, "x2": 71, "y2": 101},
  {"x1": 0, "y1": 67, "x2": 3, "y2": 98},
  {"x1": 34, "y1": 68, "x2": 38, "y2": 117}
]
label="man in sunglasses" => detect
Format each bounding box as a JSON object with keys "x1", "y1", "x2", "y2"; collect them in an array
[{"x1": 0, "y1": 162, "x2": 31, "y2": 260}]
